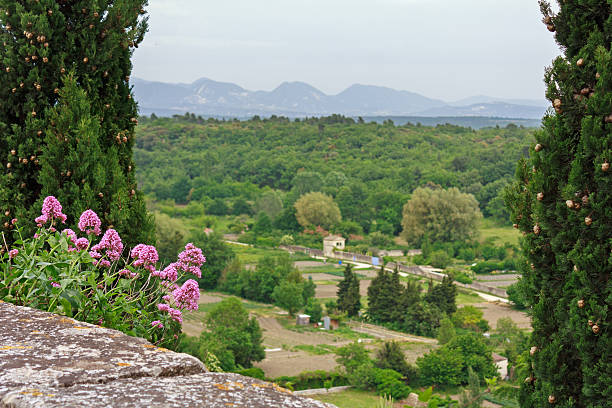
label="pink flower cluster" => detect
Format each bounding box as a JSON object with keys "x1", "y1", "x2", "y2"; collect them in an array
[
  {"x1": 90, "y1": 229, "x2": 123, "y2": 268},
  {"x1": 151, "y1": 320, "x2": 163, "y2": 328},
  {"x1": 62, "y1": 228, "x2": 78, "y2": 244},
  {"x1": 78, "y1": 210, "x2": 102, "y2": 236},
  {"x1": 177, "y1": 243, "x2": 206, "y2": 278},
  {"x1": 172, "y1": 279, "x2": 200, "y2": 311},
  {"x1": 130, "y1": 244, "x2": 158, "y2": 273},
  {"x1": 157, "y1": 303, "x2": 183, "y2": 324},
  {"x1": 8, "y1": 249, "x2": 18, "y2": 259},
  {"x1": 35, "y1": 196, "x2": 67, "y2": 226},
  {"x1": 153, "y1": 263, "x2": 178, "y2": 282}
]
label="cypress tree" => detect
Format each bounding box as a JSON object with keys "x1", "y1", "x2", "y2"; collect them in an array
[
  {"x1": 505, "y1": 2, "x2": 611, "y2": 406},
  {"x1": 0, "y1": 0, "x2": 153, "y2": 248},
  {"x1": 337, "y1": 263, "x2": 361, "y2": 317}
]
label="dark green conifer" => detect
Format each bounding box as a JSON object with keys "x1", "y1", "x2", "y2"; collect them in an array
[
  {"x1": 337, "y1": 264, "x2": 361, "y2": 317},
  {"x1": 505, "y1": 2, "x2": 611, "y2": 406},
  {"x1": 424, "y1": 275, "x2": 457, "y2": 316},
  {"x1": 0, "y1": 0, "x2": 153, "y2": 248}
]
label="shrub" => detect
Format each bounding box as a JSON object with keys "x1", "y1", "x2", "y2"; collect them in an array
[
  {"x1": 1, "y1": 197, "x2": 205, "y2": 349},
  {"x1": 417, "y1": 347, "x2": 464, "y2": 386},
  {"x1": 372, "y1": 368, "x2": 411, "y2": 400},
  {"x1": 471, "y1": 260, "x2": 504, "y2": 274},
  {"x1": 274, "y1": 371, "x2": 349, "y2": 391},
  {"x1": 374, "y1": 342, "x2": 411, "y2": 377},
  {"x1": 429, "y1": 250, "x2": 451, "y2": 269},
  {"x1": 235, "y1": 367, "x2": 266, "y2": 380},
  {"x1": 451, "y1": 306, "x2": 489, "y2": 332},
  {"x1": 304, "y1": 298, "x2": 323, "y2": 322}
]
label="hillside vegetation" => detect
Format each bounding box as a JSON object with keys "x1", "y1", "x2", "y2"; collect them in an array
[{"x1": 134, "y1": 114, "x2": 534, "y2": 236}]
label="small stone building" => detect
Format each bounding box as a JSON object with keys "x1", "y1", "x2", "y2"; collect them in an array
[
  {"x1": 492, "y1": 352, "x2": 509, "y2": 379},
  {"x1": 323, "y1": 235, "x2": 345, "y2": 257}
]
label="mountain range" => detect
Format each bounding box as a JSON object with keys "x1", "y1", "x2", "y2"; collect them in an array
[{"x1": 132, "y1": 77, "x2": 548, "y2": 119}]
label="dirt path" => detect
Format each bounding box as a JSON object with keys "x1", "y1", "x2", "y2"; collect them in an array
[{"x1": 348, "y1": 322, "x2": 437, "y2": 344}]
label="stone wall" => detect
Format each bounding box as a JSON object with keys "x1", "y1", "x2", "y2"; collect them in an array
[{"x1": 0, "y1": 301, "x2": 335, "y2": 408}]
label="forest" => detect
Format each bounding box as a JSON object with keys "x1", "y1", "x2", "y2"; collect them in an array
[{"x1": 134, "y1": 114, "x2": 535, "y2": 237}]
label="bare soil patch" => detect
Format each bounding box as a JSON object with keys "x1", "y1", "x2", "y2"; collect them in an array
[
  {"x1": 315, "y1": 279, "x2": 372, "y2": 299},
  {"x1": 258, "y1": 316, "x2": 345, "y2": 348},
  {"x1": 294, "y1": 260, "x2": 327, "y2": 270},
  {"x1": 475, "y1": 302, "x2": 530, "y2": 329},
  {"x1": 255, "y1": 350, "x2": 338, "y2": 377}
]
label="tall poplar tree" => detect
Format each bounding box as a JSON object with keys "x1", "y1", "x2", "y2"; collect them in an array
[
  {"x1": 505, "y1": 2, "x2": 611, "y2": 407},
  {"x1": 0, "y1": 0, "x2": 154, "y2": 248}
]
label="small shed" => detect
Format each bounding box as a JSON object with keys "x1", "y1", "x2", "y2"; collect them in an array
[
  {"x1": 492, "y1": 352, "x2": 509, "y2": 380},
  {"x1": 296, "y1": 314, "x2": 310, "y2": 326},
  {"x1": 323, "y1": 235, "x2": 345, "y2": 257}
]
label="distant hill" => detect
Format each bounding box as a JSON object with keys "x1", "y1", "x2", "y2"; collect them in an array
[{"x1": 133, "y1": 77, "x2": 548, "y2": 120}]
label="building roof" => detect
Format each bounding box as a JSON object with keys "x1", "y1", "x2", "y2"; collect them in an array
[{"x1": 492, "y1": 352, "x2": 508, "y2": 362}]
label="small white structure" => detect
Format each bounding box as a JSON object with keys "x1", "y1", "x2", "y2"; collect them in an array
[
  {"x1": 296, "y1": 314, "x2": 311, "y2": 326},
  {"x1": 323, "y1": 235, "x2": 345, "y2": 257},
  {"x1": 492, "y1": 353, "x2": 509, "y2": 380}
]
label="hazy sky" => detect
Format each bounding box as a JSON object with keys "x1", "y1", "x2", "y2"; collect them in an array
[{"x1": 132, "y1": 0, "x2": 561, "y2": 102}]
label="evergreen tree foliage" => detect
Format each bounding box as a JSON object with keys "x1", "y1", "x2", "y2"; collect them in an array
[
  {"x1": 367, "y1": 265, "x2": 403, "y2": 323},
  {"x1": 337, "y1": 263, "x2": 361, "y2": 317},
  {"x1": 505, "y1": 2, "x2": 611, "y2": 406},
  {"x1": 0, "y1": 0, "x2": 153, "y2": 248},
  {"x1": 424, "y1": 275, "x2": 457, "y2": 316},
  {"x1": 374, "y1": 341, "x2": 411, "y2": 377}
]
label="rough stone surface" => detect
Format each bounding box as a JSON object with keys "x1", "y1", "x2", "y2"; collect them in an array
[{"x1": 0, "y1": 302, "x2": 334, "y2": 407}]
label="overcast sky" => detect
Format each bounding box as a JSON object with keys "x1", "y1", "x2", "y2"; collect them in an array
[{"x1": 132, "y1": 0, "x2": 561, "y2": 102}]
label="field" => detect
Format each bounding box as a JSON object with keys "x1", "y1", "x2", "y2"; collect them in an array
[
  {"x1": 478, "y1": 219, "x2": 520, "y2": 247},
  {"x1": 309, "y1": 389, "x2": 386, "y2": 408}
]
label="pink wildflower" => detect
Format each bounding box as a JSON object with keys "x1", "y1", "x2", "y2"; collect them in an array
[
  {"x1": 51, "y1": 281, "x2": 60, "y2": 288},
  {"x1": 151, "y1": 320, "x2": 163, "y2": 329},
  {"x1": 176, "y1": 243, "x2": 206, "y2": 278},
  {"x1": 130, "y1": 244, "x2": 158, "y2": 273},
  {"x1": 172, "y1": 279, "x2": 200, "y2": 311},
  {"x1": 38, "y1": 196, "x2": 68, "y2": 225},
  {"x1": 10, "y1": 218, "x2": 17, "y2": 225},
  {"x1": 34, "y1": 233, "x2": 39, "y2": 239},
  {"x1": 157, "y1": 303, "x2": 170, "y2": 312},
  {"x1": 35, "y1": 216, "x2": 46, "y2": 227},
  {"x1": 162, "y1": 295, "x2": 170, "y2": 302},
  {"x1": 8, "y1": 249, "x2": 18, "y2": 259},
  {"x1": 75, "y1": 237, "x2": 89, "y2": 250},
  {"x1": 119, "y1": 269, "x2": 130, "y2": 277},
  {"x1": 168, "y1": 307, "x2": 183, "y2": 323},
  {"x1": 62, "y1": 229, "x2": 78, "y2": 244},
  {"x1": 153, "y1": 263, "x2": 178, "y2": 282},
  {"x1": 78, "y1": 209, "x2": 102, "y2": 236},
  {"x1": 90, "y1": 229, "x2": 123, "y2": 266}
]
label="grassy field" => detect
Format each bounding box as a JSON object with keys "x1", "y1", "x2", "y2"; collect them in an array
[
  {"x1": 478, "y1": 219, "x2": 520, "y2": 246},
  {"x1": 228, "y1": 243, "x2": 312, "y2": 264},
  {"x1": 310, "y1": 389, "x2": 385, "y2": 408},
  {"x1": 456, "y1": 290, "x2": 484, "y2": 305}
]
